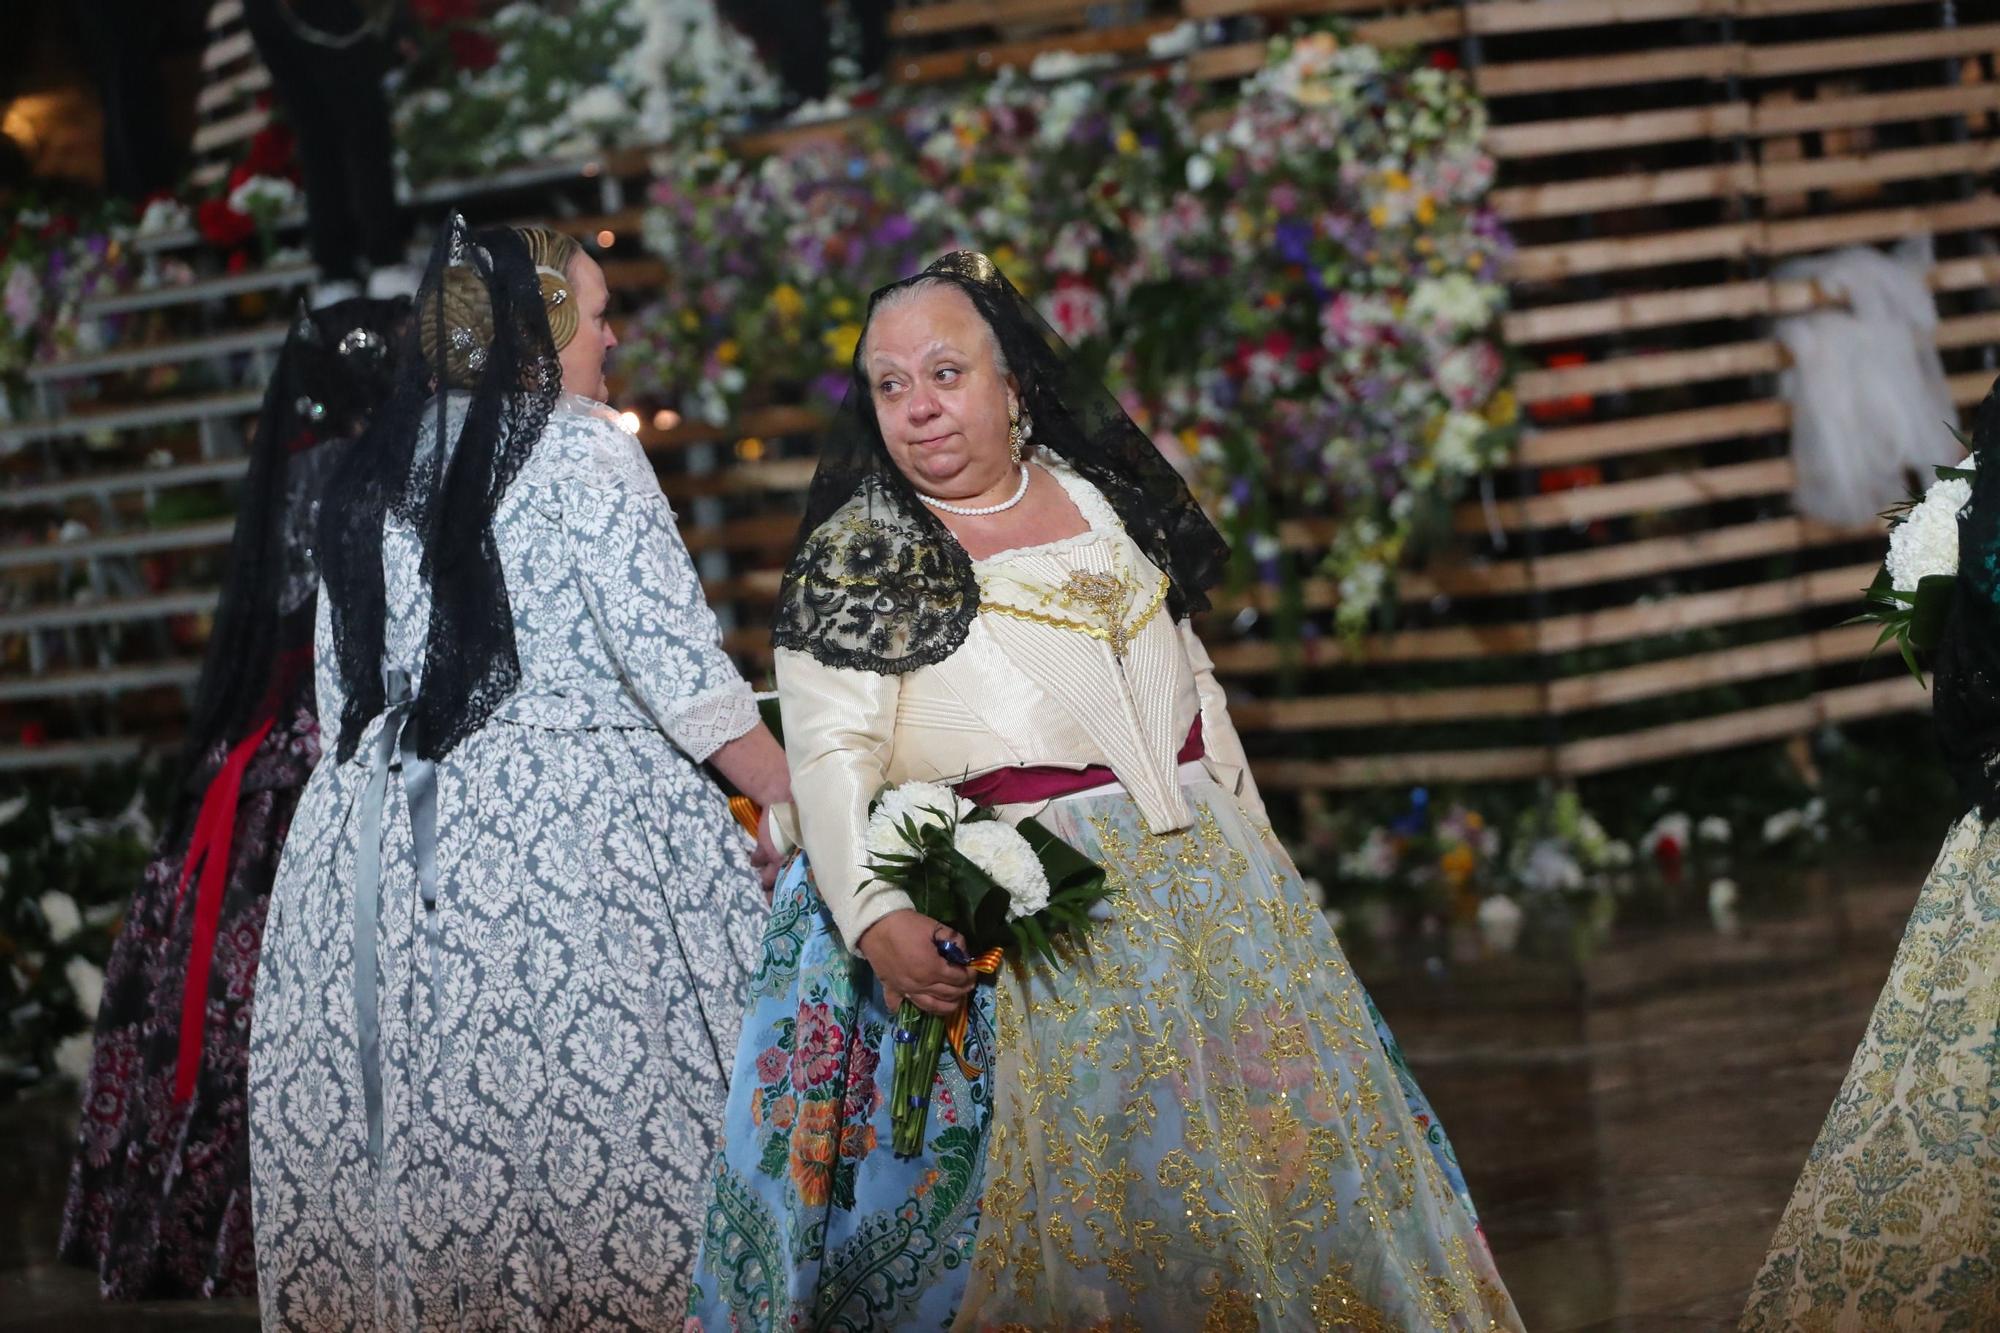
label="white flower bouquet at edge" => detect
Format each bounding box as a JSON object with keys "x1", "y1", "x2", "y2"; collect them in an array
[
  {"x1": 861, "y1": 780, "x2": 1113, "y2": 1155},
  {"x1": 1857, "y1": 441, "x2": 1975, "y2": 679}
]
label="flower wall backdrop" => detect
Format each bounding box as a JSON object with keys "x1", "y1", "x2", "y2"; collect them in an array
[
  {"x1": 629, "y1": 30, "x2": 1516, "y2": 627},
  {"x1": 393, "y1": 0, "x2": 780, "y2": 184},
  {"x1": 0, "y1": 201, "x2": 137, "y2": 424}
]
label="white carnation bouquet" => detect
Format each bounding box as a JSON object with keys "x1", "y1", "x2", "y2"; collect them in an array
[
  {"x1": 1857, "y1": 440, "x2": 1975, "y2": 680},
  {"x1": 862, "y1": 781, "x2": 1111, "y2": 1155}
]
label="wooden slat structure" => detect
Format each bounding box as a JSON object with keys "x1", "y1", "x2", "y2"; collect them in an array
[
  {"x1": 1202, "y1": 0, "x2": 1996, "y2": 793},
  {"x1": 8, "y1": 0, "x2": 1999, "y2": 786},
  {"x1": 189, "y1": 0, "x2": 269, "y2": 190}
]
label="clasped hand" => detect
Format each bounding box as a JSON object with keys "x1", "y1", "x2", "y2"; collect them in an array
[{"x1": 857, "y1": 909, "x2": 974, "y2": 1016}]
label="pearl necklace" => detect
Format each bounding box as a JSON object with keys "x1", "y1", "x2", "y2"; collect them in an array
[{"x1": 917, "y1": 463, "x2": 1031, "y2": 517}]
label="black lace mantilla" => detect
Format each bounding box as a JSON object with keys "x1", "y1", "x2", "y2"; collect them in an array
[
  {"x1": 1932, "y1": 375, "x2": 2000, "y2": 817},
  {"x1": 773, "y1": 250, "x2": 1229, "y2": 674},
  {"x1": 317, "y1": 217, "x2": 563, "y2": 762}
]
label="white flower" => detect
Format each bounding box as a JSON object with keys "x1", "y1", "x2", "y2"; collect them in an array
[
  {"x1": 1340, "y1": 827, "x2": 1398, "y2": 881},
  {"x1": 1147, "y1": 21, "x2": 1201, "y2": 58},
  {"x1": 1641, "y1": 813, "x2": 1691, "y2": 857},
  {"x1": 0, "y1": 793, "x2": 26, "y2": 826},
  {"x1": 1762, "y1": 809, "x2": 1804, "y2": 844},
  {"x1": 955, "y1": 820, "x2": 1052, "y2": 919},
  {"x1": 1602, "y1": 839, "x2": 1635, "y2": 868},
  {"x1": 38, "y1": 891, "x2": 81, "y2": 943},
  {"x1": 226, "y1": 174, "x2": 300, "y2": 217},
  {"x1": 1476, "y1": 894, "x2": 1524, "y2": 954},
  {"x1": 1697, "y1": 815, "x2": 1732, "y2": 844},
  {"x1": 569, "y1": 84, "x2": 631, "y2": 126},
  {"x1": 1430, "y1": 410, "x2": 1488, "y2": 477},
  {"x1": 137, "y1": 198, "x2": 191, "y2": 235},
  {"x1": 65, "y1": 956, "x2": 104, "y2": 1018},
  {"x1": 1406, "y1": 273, "x2": 1502, "y2": 335},
  {"x1": 1184, "y1": 154, "x2": 1214, "y2": 191},
  {"x1": 1518, "y1": 839, "x2": 1583, "y2": 893},
  {"x1": 53, "y1": 1032, "x2": 95, "y2": 1084},
  {"x1": 865, "y1": 781, "x2": 973, "y2": 864},
  {"x1": 1708, "y1": 878, "x2": 1741, "y2": 934},
  {"x1": 1885, "y1": 462, "x2": 1974, "y2": 591}
]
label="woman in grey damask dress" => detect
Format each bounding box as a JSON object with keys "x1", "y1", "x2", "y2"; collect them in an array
[{"x1": 248, "y1": 219, "x2": 789, "y2": 1330}]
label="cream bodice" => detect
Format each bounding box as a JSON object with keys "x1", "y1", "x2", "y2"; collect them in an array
[{"x1": 774, "y1": 462, "x2": 1267, "y2": 951}]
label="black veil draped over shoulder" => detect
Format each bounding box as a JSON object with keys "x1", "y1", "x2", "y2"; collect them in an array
[
  {"x1": 179, "y1": 293, "x2": 404, "y2": 786},
  {"x1": 316, "y1": 215, "x2": 563, "y2": 763},
  {"x1": 1931, "y1": 377, "x2": 2000, "y2": 817},
  {"x1": 772, "y1": 250, "x2": 1229, "y2": 675}
]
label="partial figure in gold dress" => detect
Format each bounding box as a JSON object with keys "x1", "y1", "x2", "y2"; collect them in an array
[{"x1": 1742, "y1": 383, "x2": 2000, "y2": 1330}]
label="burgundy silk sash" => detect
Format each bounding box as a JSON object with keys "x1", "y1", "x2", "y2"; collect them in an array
[{"x1": 954, "y1": 716, "x2": 1203, "y2": 808}]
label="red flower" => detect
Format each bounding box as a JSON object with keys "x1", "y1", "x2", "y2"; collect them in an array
[
  {"x1": 20, "y1": 721, "x2": 46, "y2": 747},
  {"x1": 1429, "y1": 49, "x2": 1461, "y2": 71},
  {"x1": 1653, "y1": 835, "x2": 1683, "y2": 885},
  {"x1": 226, "y1": 250, "x2": 251, "y2": 274},
  {"x1": 1527, "y1": 350, "x2": 1593, "y2": 425},
  {"x1": 447, "y1": 28, "x2": 499, "y2": 71},
  {"x1": 243, "y1": 124, "x2": 296, "y2": 179},
  {"x1": 410, "y1": 0, "x2": 482, "y2": 29},
  {"x1": 197, "y1": 197, "x2": 255, "y2": 250}
]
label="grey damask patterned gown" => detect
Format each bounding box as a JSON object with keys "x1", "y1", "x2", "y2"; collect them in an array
[{"x1": 249, "y1": 398, "x2": 768, "y2": 1329}]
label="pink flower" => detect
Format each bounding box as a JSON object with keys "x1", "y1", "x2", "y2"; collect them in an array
[
  {"x1": 789, "y1": 1002, "x2": 847, "y2": 1092},
  {"x1": 1042, "y1": 280, "x2": 1108, "y2": 342},
  {"x1": 755, "y1": 1043, "x2": 787, "y2": 1086}
]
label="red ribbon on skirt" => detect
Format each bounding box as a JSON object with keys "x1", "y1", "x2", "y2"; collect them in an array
[{"x1": 170, "y1": 714, "x2": 278, "y2": 1104}]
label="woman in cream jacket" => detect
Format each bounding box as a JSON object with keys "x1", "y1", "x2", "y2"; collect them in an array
[{"x1": 688, "y1": 252, "x2": 1521, "y2": 1332}]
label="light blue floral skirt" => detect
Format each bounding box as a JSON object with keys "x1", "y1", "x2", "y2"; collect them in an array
[{"x1": 690, "y1": 774, "x2": 1518, "y2": 1331}]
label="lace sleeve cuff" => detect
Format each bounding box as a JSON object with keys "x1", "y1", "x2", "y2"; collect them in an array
[{"x1": 665, "y1": 683, "x2": 759, "y2": 763}]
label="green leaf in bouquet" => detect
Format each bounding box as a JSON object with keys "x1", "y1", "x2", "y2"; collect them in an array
[
  {"x1": 1014, "y1": 816, "x2": 1112, "y2": 908},
  {"x1": 1907, "y1": 573, "x2": 1956, "y2": 653}
]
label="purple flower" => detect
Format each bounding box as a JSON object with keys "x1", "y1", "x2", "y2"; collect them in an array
[{"x1": 1275, "y1": 221, "x2": 1312, "y2": 265}]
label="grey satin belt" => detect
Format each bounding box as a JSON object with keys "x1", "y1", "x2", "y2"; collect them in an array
[{"x1": 352, "y1": 666, "x2": 440, "y2": 1165}]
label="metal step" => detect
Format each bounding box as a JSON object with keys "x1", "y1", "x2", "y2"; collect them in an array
[
  {"x1": 0, "y1": 737, "x2": 146, "y2": 771},
  {"x1": 0, "y1": 661, "x2": 204, "y2": 703},
  {"x1": 0, "y1": 458, "x2": 250, "y2": 510},
  {"x1": 0, "y1": 389, "x2": 264, "y2": 452},
  {"x1": 0, "y1": 517, "x2": 234, "y2": 573},
  {"x1": 28, "y1": 323, "x2": 288, "y2": 383},
  {"x1": 0, "y1": 589, "x2": 220, "y2": 634},
  {"x1": 80, "y1": 263, "x2": 314, "y2": 319}
]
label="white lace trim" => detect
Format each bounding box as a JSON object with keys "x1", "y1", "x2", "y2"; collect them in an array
[
  {"x1": 971, "y1": 461, "x2": 1122, "y2": 568},
  {"x1": 666, "y1": 683, "x2": 759, "y2": 762}
]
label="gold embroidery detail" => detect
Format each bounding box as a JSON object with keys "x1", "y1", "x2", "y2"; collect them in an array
[
  {"x1": 959, "y1": 793, "x2": 1520, "y2": 1330},
  {"x1": 978, "y1": 559, "x2": 1169, "y2": 657}
]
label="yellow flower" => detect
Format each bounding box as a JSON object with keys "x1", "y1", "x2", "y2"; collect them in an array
[
  {"x1": 829, "y1": 296, "x2": 854, "y2": 319},
  {"x1": 1178, "y1": 427, "x2": 1200, "y2": 452},
  {"x1": 992, "y1": 244, "x2": 1018, "y2": 272},
  {"x1": 1116, "y1": 128, "x2": 1139, "y2": 154},
  {"x1": 1382, "y1": 169, "x2": 1411, "y2": 194},
  {"x1": 1415, "y1": 195, "x2": 1437, "y2": 226},
  {"x1": 771, "y1": 283, "x2": 804, "y2": 321},
  {"x1": 1441, "y1": 845, "x2": 1477, "y2": 888},
  {"x1": 1485, "y1": 389, "x2": 1519, "y2": 428},
  {"x1": 1468, "y1": 252, "x2": 1486, "y2": 271},
  {"x1": 717, "y1": 339, "x2": 740, "y2": 366},
  {"x1": 1415, "y1": 236, "x2": 1434, "y2": 255},
  {"x1": 824, "y1": 322, "x2": 862, "y2": 364},
  {"x1": 1368, "y1": 205, "x2": 1389, "y2": 229},
  {"x1": 679, "y1": 309, "x2": 700, "y2": 332}
]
